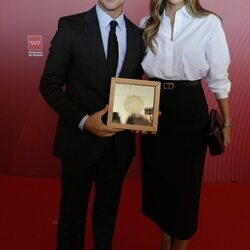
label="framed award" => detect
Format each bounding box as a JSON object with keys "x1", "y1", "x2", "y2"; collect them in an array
[{"x1": 107, "y1": 77, "x2": 161, "y2": 132}]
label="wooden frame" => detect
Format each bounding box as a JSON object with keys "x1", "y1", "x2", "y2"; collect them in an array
[{"x1": 107, "y1": 77, "x2": 161, "y2": 132}]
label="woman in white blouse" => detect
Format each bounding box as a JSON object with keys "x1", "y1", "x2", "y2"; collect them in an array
[{"x1": 140, "y1": 0, "x2": 231, "y2": 250}]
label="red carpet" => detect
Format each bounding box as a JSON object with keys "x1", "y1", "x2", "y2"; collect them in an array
[{"x1": 0, "y1": 176, "x2": 249, "y2": 250}]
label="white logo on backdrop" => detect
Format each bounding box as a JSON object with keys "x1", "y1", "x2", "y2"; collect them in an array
[{"x1": 28, "y1": 35, "x2": 43, "y2": 57}]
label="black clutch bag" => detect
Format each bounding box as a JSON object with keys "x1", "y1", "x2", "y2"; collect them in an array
[{"x1": 207, "y1": 109, "x2": 225, "y2": 156}]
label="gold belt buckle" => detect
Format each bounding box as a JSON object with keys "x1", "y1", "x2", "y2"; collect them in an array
[{"x1": 163, "y1": 82, "x2": 175, "y2": 90}]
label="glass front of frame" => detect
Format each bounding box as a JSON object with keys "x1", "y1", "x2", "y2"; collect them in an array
[{"x1": 107, "y1": 78, "x2": 161, "y2": 132}]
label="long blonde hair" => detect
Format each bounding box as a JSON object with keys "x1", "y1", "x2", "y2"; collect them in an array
[{"x1": 143, "y1": 0, "x2": 217, "y2": 52}]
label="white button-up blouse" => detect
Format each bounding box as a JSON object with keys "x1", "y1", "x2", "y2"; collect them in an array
[{"x1": 140, "y1": 5, "x2": 231, "y2": 99}]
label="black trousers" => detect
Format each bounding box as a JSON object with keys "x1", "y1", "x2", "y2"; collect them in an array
[{"x1": 56, "y1": 137, "x2": 131, "y2": 250}]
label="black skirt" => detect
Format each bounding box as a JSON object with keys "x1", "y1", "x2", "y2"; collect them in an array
[{"x1": 140, "y1": 79, "x2": 209, "y2": 240}]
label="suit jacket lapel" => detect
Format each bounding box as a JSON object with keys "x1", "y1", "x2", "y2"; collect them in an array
[
  {"x1": 119, "y1": 17, "x2": 137, "y2": 77},
  {"x1": 83, "y1": 9, "x2": 140, "y2": 80},
  {"x1": 83, "y1": 7, "x2": 108, "y2": 77}
]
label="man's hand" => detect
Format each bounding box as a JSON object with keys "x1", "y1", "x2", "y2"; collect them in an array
[{"x1": 83, "y1": 105, "x2": 124, "y2": 137}]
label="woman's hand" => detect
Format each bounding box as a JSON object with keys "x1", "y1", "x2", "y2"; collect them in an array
[{"x1": 130, "y1": 111, "x2": 161, "y2": 135}]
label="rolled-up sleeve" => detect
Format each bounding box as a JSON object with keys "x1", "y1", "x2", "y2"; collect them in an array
[{"x1": 205, "y1": 19, "x2": 231, "y2": 99}]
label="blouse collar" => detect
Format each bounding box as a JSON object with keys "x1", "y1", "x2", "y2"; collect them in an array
[{"x1": 163, "y1": 5, "x2": 192, "y2": 21}]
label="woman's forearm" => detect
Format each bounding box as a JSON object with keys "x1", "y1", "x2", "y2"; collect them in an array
[
  {"x1": 216, "y1": 97, "x2": 231, "y2": 145},
  {"x1": 216, "y1": 98, "x2": 231, "y2": 125}
]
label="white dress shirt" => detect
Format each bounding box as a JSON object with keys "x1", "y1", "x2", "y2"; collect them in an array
[
  {"x1": 79, "y1": 4, "x2": 127, "y2": 130},
  {"x1": 140, "y1": 5, "x2": 231, "y2": 99},
  {"x1": 96, "y1": 4, "x2": 127, "y2": 76}
]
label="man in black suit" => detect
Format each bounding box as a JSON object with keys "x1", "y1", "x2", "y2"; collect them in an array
[{"x1": 39, "y1": 1, "x2": 143, "y2": 249}]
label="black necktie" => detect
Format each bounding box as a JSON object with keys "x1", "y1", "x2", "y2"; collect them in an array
[{"x1": 107, "y1": 21, "x2": 118, "y2": 78}]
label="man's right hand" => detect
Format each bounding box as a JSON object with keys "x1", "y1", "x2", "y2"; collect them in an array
[{"x1": 83, "y1": 105, "x2": 124, "y2": 137}]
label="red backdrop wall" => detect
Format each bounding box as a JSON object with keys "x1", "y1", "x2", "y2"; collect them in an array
[{"x1": 0, "y1": 0, "x2": 249, "y2": 181}]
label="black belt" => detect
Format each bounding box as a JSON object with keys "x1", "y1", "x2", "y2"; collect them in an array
[{"x1": 150, "y1": 78, "x2": 201, "y2": 90}]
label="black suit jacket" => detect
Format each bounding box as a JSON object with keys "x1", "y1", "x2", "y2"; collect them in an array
[{"x1": 39, "y1": 6, "x2": 143, "y2": 168}]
